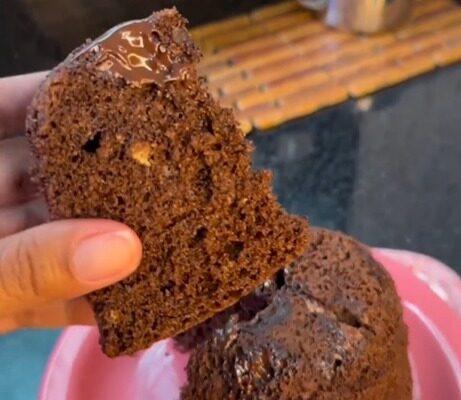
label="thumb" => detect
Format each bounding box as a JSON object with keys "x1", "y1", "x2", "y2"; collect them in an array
[{"x1": 0, "y1": 219, "x2": 142, "y2": 317}]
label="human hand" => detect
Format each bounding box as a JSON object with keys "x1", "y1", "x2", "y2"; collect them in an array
[{"x1": 0, "y1": 72, "x2": 142, "y2": 333}]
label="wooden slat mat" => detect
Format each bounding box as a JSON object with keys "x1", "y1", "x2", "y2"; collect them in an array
[{"x1": 192, "y1": 0, "x2": 461, "y2": 132}]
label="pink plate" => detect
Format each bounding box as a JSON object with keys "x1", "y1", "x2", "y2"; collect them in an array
[{"x1": 40, "y1": 249, "x2": 461, "y2": 400}]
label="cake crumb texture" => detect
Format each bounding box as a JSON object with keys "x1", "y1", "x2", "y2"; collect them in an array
[{"x1": 25, "y1": 8, "x2": 309, "y2": 357}]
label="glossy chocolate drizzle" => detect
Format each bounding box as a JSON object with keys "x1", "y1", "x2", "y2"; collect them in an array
[{"x1": 89, "y1": 19, "x2": 188, "y2": 86}]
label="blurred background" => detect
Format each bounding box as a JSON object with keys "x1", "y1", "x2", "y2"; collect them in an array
[{"x1": 1, "y1": 0, "x2": 461, "y2": 398}]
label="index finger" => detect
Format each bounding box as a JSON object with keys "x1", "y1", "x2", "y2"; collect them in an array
[{"x1": 0, "y1": 71, "x2": 48, "y2": 139}]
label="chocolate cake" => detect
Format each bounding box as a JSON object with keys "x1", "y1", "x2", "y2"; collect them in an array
[
  {"x1": 181, "y1": 229, "x2": 412, "y2": 400},
  {"x1": 25, "y1": 9, "x2": 309, "y2": 357}
]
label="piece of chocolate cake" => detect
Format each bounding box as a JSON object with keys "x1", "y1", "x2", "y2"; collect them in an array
[
  {"x1": 181, "y1": 229, "x2": 412, "y2": 399},
  {"x1": 25, "y1": 9, "x2": 309, "y2": 357}
]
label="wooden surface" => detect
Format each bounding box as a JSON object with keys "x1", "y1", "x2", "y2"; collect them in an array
[{"x1": 192, "y1": 0, "x2": 461, "y2": 132}]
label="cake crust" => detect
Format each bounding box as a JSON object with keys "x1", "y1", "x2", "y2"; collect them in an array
[{"x1": 181, "y1": 229, "x2": 412, "y2": 400}]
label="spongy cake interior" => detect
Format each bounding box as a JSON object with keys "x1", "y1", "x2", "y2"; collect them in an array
[{"x1": 26, "y1": 8, "x2": 310, "y2": 356}]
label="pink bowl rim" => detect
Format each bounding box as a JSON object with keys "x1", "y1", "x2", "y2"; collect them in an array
[
  {"x1": 39, "y1": 248, "x2": 461, "y2": 400},
  {"x1": 40, "y1": 326, "x2": 94, "y2": 399}
]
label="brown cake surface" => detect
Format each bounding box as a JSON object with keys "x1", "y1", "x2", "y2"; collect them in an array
[
  {"x1": 181, "y1": 229, "x2": 412, "y2": 400},
  {"x1": 25, "y1": 9, "x2": 309, "y2": 357}
]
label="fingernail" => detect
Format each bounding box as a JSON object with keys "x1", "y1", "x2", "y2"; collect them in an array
[{"x1": 72, "y1": 230, "x2": 140, "y2": 283}]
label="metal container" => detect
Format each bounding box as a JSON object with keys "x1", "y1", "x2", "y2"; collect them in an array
[{"x1": 298, "y1": 0, "x2": 413, "y2": 34}]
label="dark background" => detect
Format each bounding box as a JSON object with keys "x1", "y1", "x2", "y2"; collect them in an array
[{"x1": 0, "y1": 1, "x2": 460, "y2": 398}]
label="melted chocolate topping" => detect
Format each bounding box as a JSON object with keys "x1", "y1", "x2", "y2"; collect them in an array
[{"x1": 88, "y1": 19, "x2": 188, "y2": 86}]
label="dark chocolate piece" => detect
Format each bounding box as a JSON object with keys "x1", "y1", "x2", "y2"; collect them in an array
[{"x1": 87, "y1": 19, "x2": 189, "y2": 87}]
